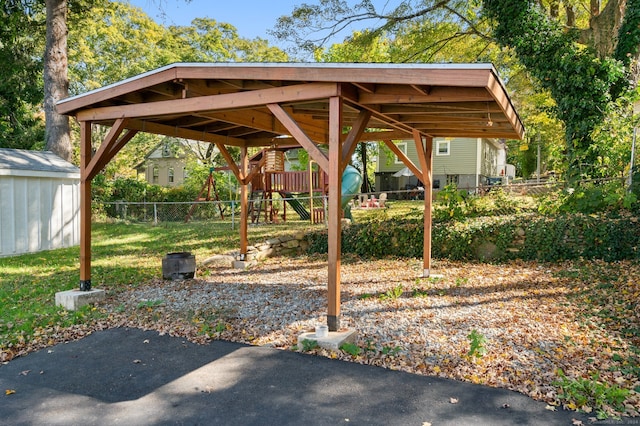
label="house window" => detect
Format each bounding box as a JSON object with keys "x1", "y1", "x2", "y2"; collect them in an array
[
  {"x1": 168, "y1": 167, "x2": 174, "y2": 183},
  {"x1": 436, "y1": 140, "x2": 450, "y2": 156},
  {"x1": 152, "y1": 165, "x2": 159, "y2": 184},
  {"x1": 446, "y1": 174, "x2": 459, "y2": 185},
  {"x1": 394, "y1": 142, "x2": 407, "y2": 164}
]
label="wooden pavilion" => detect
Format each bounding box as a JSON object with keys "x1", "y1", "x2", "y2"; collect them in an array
[{"x1": 56, "y1": 63, "x2": 524, "y2": 331}]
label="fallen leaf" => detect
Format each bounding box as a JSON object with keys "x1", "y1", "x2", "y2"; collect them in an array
[
  {"x1": 5, "y1": 389, "x2": 15, "y2": 395},
  {"x1": 571, "y1": 419, "x2": 583, "y2": 426},
  {"x1": 545, "y1": 405, "x2": 556, "y2": 411},
  {"x1": 450, "y1": 397, "x2": 459, "y2": 404},
  {"x1": 19, "y1": 370, "x2": 30, "y2": 376},
  {"x1": 501, "y1": 403, "x2": 510, "y2": 409},
  {"x1": 143, "y1": 339, "x2": 149, "y2": 344},
  {"x1": 133, "y1": 359, "x2": 142, "y2": 364},
  {"x1": 422, "y1": 422, "x2": 433, "y2": 426}
]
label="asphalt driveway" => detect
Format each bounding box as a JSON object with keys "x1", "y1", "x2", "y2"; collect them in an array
[{"x1": 0, "y1": 328, "x2": 591, "y2": 425}]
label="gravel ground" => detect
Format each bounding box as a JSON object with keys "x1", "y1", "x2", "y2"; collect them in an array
[{"x1": 104, "y1": 255, "x2": 639, "y2": 419}]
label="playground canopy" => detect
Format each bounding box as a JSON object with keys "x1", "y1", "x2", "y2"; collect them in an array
[{"x1": 57, "y1": 62, "x2": 524, "y2": 331}]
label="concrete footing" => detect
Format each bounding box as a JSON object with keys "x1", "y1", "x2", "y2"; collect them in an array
[
  {"x1": 55, "y1": 289, "x2": 106, "y2": 311},
  {"x1": 297, "y1": 328, "x2": 357, "y2": 351},
  {"x1": 232, "y1": 260, "x2": 257, "y2": 269}
]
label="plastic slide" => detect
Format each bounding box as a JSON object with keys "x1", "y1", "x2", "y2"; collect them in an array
[{"x1": 341, "y1": 165, "x2": 363, "y2": 209}]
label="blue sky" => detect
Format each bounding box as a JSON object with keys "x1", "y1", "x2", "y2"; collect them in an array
[
  {"x1": 126, "y1": 0, "x2": 389, "y2": 48},
  {"x1": 127, "y1": 0, "x2": 313, "y2": 41}
]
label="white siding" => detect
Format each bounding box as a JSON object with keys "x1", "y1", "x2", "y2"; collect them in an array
[{"x1": 0, "y1": 175, "x2": 80, "y2": 257}]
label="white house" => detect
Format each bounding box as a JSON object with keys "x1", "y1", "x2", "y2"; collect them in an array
[{"x1": 0, "y1": 149, "x2": 80, "y2": 257}]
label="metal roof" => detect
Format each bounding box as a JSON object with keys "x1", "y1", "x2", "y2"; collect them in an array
[{"x1": 57, "y1": 62, "x2": 524, "y2": 144}]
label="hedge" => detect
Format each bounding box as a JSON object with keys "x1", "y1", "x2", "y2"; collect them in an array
[{"x1": 306, "y1": 212, "x2": 640, "y2": 262}]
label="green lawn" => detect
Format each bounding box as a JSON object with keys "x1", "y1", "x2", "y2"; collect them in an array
[{"x1": 0, "y1": 219, "x2": 321, "y2": 356}]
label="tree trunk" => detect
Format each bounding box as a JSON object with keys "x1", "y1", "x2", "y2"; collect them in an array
[
  {"x1": 580, "y1": 0, "x2": 626, "y2": 59},
  {"x1": 44, "y1": 0, "x2": 72, "y2": 162}
]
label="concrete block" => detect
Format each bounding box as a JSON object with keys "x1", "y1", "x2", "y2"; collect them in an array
[
  {"x1": 297, "y1": 328, "x2": 357, "y2": 352},
  {"x1": 232, "y1": 260, "x2": 257, "y2": 269},
  {"x1": 55, "y1": 289, "x2": 106, "y2": 311}
]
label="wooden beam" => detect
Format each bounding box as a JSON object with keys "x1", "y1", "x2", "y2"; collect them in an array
[
  {"x1": 267, "y1": 103, "x2": 329, "y2": 173},
  {"x1": 327, "y1": 96, "x2": 342, "y2": 331},
  {"x1": 79, "y1": 121, "x2": 92, "y2": 291},
  {"x1": 85, "y1": 118, "x2": 127, "y2": 181},
  {"x1": 341, "y1": 110, "x2": 372, "y2": 172},
  {"x1": 357, "y1": 130, "x2": 411, "y2": 141},
  {"x1": 382, "y1": 139, "x2": 422, "y2": 178},
  {"x1": 215, "y1": 143, "x2": 243, "y2": 182},
  {"x1": 125, "y1": 118, "x2": 246, "y2": 147},
  {"x1": 413, "y1": 130, "x2": 433, "y2": 278},
  {"x1": 239, "y1": 146, "x2": 249, "y2": 258},
  {"x1": 88, "y1": 127, "x2": 139, "y2": 181},
  {"x1": 242, "y1": 155, "x2": 267, "y2": 185},
  {"x1": 200, "y1": 108, "x2": 328, "y2": 142},
  {"x1": 358, "y1": 87, "x2": 493, "y2": 105},
  {"x1": 76, "y1": 82, "x2": 341, "y2": 122}
]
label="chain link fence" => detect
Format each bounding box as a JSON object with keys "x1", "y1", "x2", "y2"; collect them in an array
[
  {"x1": 96, "y1": 178, "x2": 626, "y2": 226},
  {"x1": 96, "y1": 194, "x2": 329, "y2": 227}
]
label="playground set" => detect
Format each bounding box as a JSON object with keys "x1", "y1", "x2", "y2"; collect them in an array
[{"x1": 186, "y1": 147, "x2": 362, "y2": 224}]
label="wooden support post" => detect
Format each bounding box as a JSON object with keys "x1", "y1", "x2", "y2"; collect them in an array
[
  {"x1": 239, "y1": 146, "x2": 249, "y2": 259},
  {"x1": 413, "y1": 130, "x2": 433, "y2": 277},
  {"x1": 79, "y1": 121, "x2": 92, "y2": 291},
  {"x1": 327, "y1": 96, "x2": 342, "y2": 331}
]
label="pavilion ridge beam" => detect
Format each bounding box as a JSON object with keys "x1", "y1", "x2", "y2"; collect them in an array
[
  {"x1": 76, "y1": 82, "x2": 341, "y2": 122},
  {"x1": 267, "y1": 103, "x2": 329, "y2": 173}
]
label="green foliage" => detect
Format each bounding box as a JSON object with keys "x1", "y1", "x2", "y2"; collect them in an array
[
  {"x1": 483, "y1": 0, "x2": 628, "y2": 180},
  {"x1": 467, "y1": 329, "x2": 487, "y2": 358},
  {"x1": 0, "y1": 0, "x2": 46, "y2": 150},
  {"x1": 339, "y1": 342, "x2": 361, "y2": 357},
  {"x1": 307, "y1": 208, "x2": 640, "y2": 263},
  {"x1": 554, "y1": 369, "x2": 630, "y2": 418},
  {"x1": 381, "y1": 345, "x2": 402, "y2": 356},
  {"x1": 434, "y1": 184, "x2": 468, "y2": 221},
  {"x1": 538, "y1": 180, "x2": 638, "y2": 215},
  {"x1": 136, "y1": 299, "x2": 164, "y2": 309},
  {"x1": 301, "y1": 339, "x2": 319, "y2": 352},
  {"x1": 379, "y1": 284, "x2": 404, "y2": 301}
]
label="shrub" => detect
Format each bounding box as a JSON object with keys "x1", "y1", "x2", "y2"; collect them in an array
[{"x1": 305, "y1": 212, "x2": 640, "y2": 263}]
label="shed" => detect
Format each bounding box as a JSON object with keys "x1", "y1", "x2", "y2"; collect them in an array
[{"x1": 0, "y1": 148, "x2": 80, "y2": 257}]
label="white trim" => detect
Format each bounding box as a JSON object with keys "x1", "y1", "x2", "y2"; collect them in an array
[
  {"x1": 0, "y1": 169, "x2": 80, "y2": 179},
  {"x1": 435, "y1": 140, "x2": 450, "y2": 156},
  {"x1": 394, "y1": 142, "x2": 407, "y2": 164}
]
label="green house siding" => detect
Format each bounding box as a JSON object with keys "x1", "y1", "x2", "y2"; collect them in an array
[
  {"x1": 375, "y1": 137, "x2": 505, "y2": 192},
  {"x1": 377, "y1": 141, "x2": 419, "y2": 173}
]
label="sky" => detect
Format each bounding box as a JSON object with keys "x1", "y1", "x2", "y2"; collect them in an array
[
  {"x1": 127, "y1": 0, "x2": 299, "y2": 41},
  {"x1": 125, "y1": 0, "x2": 389, "y2": 50}
]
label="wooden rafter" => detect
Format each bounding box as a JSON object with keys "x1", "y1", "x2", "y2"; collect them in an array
[{"x1": 267, "y1": 103, "x2": 329, "y2": 173}]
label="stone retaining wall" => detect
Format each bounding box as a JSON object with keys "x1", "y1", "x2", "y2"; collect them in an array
[{"x1": 201, "y1": 231, "x2": 310, "y2": 268}]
